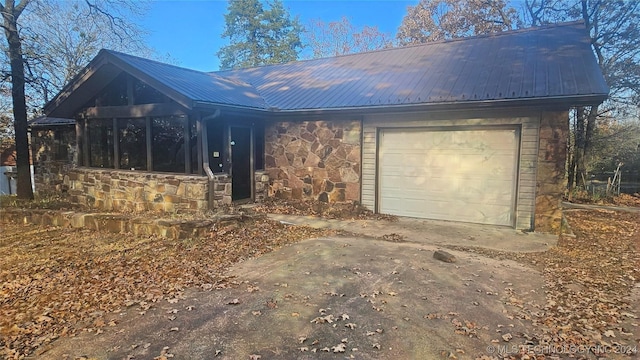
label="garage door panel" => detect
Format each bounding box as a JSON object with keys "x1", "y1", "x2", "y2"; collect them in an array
[{"x1": 378, "y1": 128, "x2": 518, "y2": 226}]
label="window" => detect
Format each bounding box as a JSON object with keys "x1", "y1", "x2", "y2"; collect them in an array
[
  {"x1": 88, "y1": 119, "x2": 114, "y2": 168},
  {"x1": 151, "y1": 116, "x2": 185, "y2": 173},
  {"x1": 134, "y1": 78, "x2": 167, "y2": 105},
  {"x1": 94, "y1": 73, "x2": 128, "y2": 107},
  {"x1": 53, "y1": 130, "x2": 69, "y2": 161},
  {"x1": 118, "y1": 118, "x2": 147, "y2": 170}
]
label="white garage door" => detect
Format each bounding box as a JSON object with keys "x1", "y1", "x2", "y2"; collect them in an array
[{"x1": 378, "y1": 128, "x2": 519, "y2": 226}]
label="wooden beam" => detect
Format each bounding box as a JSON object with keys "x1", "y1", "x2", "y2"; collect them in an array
[
  {"x1": 82, "y1": 119, "x2": 89, "y2": 167},
  {"x1": 196, "y1": 114, "x2": 203, "y2": 175},
  {"x1": 113, "y1": 118, "x2": 119, "y2": 169},
  {"x1": 75, "y1": 119, "x2": 82, "y2": 166},
  {"x1": 250, "y1": 126, "x2": 255, "y2": 201},
  {"x1": 184, "y1": 116, "x2": 191, "y2": 174},
  {"x1": 146, "y1": 117, "x2": 152, "y2": 171},
  {"x1": 83, "y1": 103, "x2": 187, "y2": 119}
]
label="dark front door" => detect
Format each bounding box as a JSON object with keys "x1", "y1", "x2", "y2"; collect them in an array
[{"x1": 230, "y1": 126, "x2": 252, "y2": 201}]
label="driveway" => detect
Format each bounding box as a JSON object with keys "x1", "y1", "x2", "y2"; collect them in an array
[{"x1": 39, "y1": 223, "x2": 549, "y2": 359}]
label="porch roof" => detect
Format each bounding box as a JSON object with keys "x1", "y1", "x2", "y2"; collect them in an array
[{"x1": 45, "y1": 21, "x2": 608, "y2": 118}]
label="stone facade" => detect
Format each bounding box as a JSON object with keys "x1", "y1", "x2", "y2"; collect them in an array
[
  {"x1": 265, "y1": 120, "x2": 361, "y2": 203},
  {"x1": 254, "y1": 170, "x2": 269, "y2": 202},
  {"x1": 211, "y1": 173, "x2": 231, "y2": 206},
  {"x1": 535, "y1": 111, "x2": 569, "y2": 233},
  {"x1": 66, "y1": 168, "x2": 209, "y2": 212},
  {"x1": 31, "y1": 126, "x2": 76, "y2": 193}
]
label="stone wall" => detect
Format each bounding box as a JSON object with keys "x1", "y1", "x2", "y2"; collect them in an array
[
  {"x1": 211, "y1": 173, "x2": 231, "y2": 206},
  {"x1": 208, "y1": 171, "x2": 268, "y2": 207},
  {"x1": 66, "y1": 168, "x2": 209, "y2": 212},
  {"x1": 254, "y1": 170, "x2": 269, "y2": 202},
  {"x1": 265, "y1": 120, "x2": 361, "y2": 203},
  {"x1": 31, "y1": 126, "x2": 76, "y2": 193},
  {"x1": 535, "y1": 111, "x2": 569, "y2": 233}
]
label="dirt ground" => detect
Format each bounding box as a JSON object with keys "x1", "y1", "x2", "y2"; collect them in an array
[
  {"x1": 1, "y1": 208, "x2": 639, "y2": 360},
  {"x1": 36, "y1": 237, "x2": 545, "y2": 360}
]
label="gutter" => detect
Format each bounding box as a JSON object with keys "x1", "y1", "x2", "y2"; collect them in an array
[
  {"x1": 201, "y1": 109, "x2": 221, "y2": 210},
  {"x1": 192, "y1": 93, "x2": 608, "y2": 119}
]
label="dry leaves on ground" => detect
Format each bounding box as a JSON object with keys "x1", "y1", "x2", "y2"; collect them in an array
[
  {"x1": 568, "y1": 192, "x2": 640, "y2": 208},
  {"x1": 0, "y1": 218, "x2": 334, "y2": 359},
  {"x1": 461, "y1": 209, "x2": 639, "y2": 358},
  {"x1": 252, "y1": 199, "x2": 397, "y2": 221},
  {"x1": 523, "y1": 210, "x2": 640, "y2": 356},
  {"x1": 610, "y1": 193, "x2": 640, "y2": 207}
]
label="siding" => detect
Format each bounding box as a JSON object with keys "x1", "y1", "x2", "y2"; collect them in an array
[{"x1": 362, "y1": 111, "x2": 541, "y2": 230}]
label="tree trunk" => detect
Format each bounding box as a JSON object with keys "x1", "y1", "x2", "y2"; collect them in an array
[
  {"x1": 2, "y1": 0, "x2": 34, "y2": 199},
  {"x1": 574, "y1": 107, "x2": 586, "y2": 188},
  {"x1": 584, "y1": 104, "x2": 598, "y2": 170},
  {"x1": 567, "y1": 114, "x2": 576, "y2": 193}
]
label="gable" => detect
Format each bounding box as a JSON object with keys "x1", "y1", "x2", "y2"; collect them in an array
[{"x1": 45, "y1": 50, "x2": 268, "y2": 118}]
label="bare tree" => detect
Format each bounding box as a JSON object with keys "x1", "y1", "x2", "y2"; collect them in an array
[
  {"x1": 1, "y1": 0, "x2": 32, "y2": 199},
  {"x1": 397, "y1": 0, "x2": 520, "y2": 45},
  {"x1": 0, "y1": 0, "x2": 150, "y2": 199},
  {"x1": 304, "y1": 16, "x2": 392, "y2": 58},
  {"x1": 523, "y1": 0, "x2": 640, "y2": 189}
]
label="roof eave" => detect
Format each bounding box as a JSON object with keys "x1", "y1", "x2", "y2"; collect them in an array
[
  {"x1": 192, "y1": 101, "x2": 269, "y2": 113},
  {"x1": 258, "y1": 94, "x2": 610, "y2": 118}
]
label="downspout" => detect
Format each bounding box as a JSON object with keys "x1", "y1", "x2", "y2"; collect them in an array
[{"x1": 201, "y1": 109, "x2": 221, "y2": 210}]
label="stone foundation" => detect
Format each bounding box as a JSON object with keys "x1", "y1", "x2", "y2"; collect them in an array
[
  {"x1": 66, "y1": 168, "x2": 209, "y2": 212},
  {"x1": 211, "y1": 173, "x2": 232, "y2": 206},
  {"x1": 255, "y1": 170, "x2": 269, "y2": 202},
  {"x1": 31, "y1": 126, "x2": 76, "y2": 193},
  {"x1": 0, "y1": 208, "x2": 265, "y2": 240},
  {"x1": 535, "y1": 111, "x2": 569, "y2": 233},
  {"x1": 265, "y1": 120, "x2": 361, "y2": 203}
]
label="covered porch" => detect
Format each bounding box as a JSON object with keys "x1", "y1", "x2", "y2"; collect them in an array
[{"x1": 43, "y1": 54, "x2": 268, "y2": 212}]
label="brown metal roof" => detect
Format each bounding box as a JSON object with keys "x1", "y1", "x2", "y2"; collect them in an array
[
  {"x1": 45, "y1": 22, "x2": 608, "y2": 118},
  {"x1": 29, "y1": 116, "x2": 75, "y2": 127},
  {"x1": 107, "y1": 51, "x2": 268, "y2": 109},
  {"x1": 219, "y1": 21, "x2": 608, "y2": 111}
]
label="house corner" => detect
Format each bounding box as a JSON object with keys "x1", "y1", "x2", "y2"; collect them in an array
[{"x1": 535, "y1": 111, "x2": 569, "y2": 233}]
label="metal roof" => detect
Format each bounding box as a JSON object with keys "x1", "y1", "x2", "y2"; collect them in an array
[
  {"x1": 219, "y1": 21, "x2": 608, "y2": 111},
  {"x1": 45, "y1": 22, "x2": 608, "y2": 117},
  {"x1": 29, "y1": 116, "x2": 75, "y2": 127},
  {"x1": 107, "y1": 51, "x2": 268, "y2": 109}
]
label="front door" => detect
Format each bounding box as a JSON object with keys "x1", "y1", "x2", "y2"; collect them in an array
[{"x1": 230, "y1": 126, "x2": 252, "y2": 201}]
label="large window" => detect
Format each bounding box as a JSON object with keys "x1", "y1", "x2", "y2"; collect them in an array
[
  {"x1": 84, "y1": 116, "x2": 195, "y2": 173},
  {"x1": 152, "y1": 116, "x2": 185, "y2": 173},
  {"x1": 88, "y1": 119, "x2": 114, "y2": 168},
  {"x1": 118, "y1": 118, "x2": 147, "y2": 170}
]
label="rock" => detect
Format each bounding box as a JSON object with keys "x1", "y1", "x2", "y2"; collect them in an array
[{"x1": 433, "y1": 250, "x2": 456, "y2": 263}]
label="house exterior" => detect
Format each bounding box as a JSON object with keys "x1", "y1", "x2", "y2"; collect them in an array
[{"x1": 37, "y1": 22, "x2": 609, "y2": 233}]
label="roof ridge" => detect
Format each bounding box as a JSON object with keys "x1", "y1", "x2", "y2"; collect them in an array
[
  {"x1": 103, "y1": 49, "x2": 258, "y2": 89},
  {"x1": 214, "y1": 21, "x2": 587, "y2": 74}
]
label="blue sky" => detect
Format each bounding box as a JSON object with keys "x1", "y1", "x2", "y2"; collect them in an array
[{"x1": 141, "y1": 0, "x2": 416, "y2": 72}]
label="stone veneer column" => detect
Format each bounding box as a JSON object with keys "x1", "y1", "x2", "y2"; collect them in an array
[
  {"x1": 265, "y1": 120, "x2": 361, "y2": 203},
  {"x1": 31, "y1": 126, "x2": 76, "y2": 193},
  {"x1": 535, "y1": 111, "x2": 569, "y2": 233}
]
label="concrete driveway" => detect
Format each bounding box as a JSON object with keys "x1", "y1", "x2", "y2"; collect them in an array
[
  {"x1": 40, "y1": 219, "x2": 550, "y2": 360},
  {"x1": 268, "y1": 213, "x2": 557, "y2": 252}
]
